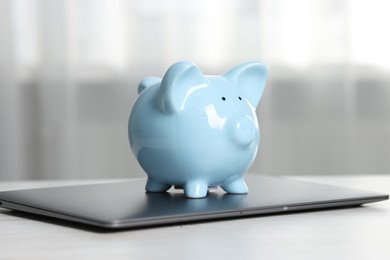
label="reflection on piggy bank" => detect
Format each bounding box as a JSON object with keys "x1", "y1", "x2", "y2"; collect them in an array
[{"x1": 128, "y1": 61, "x2": 268, "y2": 198}]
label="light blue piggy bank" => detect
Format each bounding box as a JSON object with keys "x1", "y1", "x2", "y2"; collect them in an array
[{"x1": 129, "y1": 61, "x2": 268, "y2": 198}]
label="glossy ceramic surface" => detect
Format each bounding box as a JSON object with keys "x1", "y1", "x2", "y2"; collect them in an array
[{"x1": 129, "y1": 61, "x2": 268, "y2": 198}]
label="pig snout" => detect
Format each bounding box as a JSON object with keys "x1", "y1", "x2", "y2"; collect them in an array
[{"x1": 230, "y1": 116, "x2": 257, "y2": 148}]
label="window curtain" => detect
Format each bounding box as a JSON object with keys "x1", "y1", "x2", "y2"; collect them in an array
[{"x1": 1, "y1": 0, "x2": 389, "y2": 179}]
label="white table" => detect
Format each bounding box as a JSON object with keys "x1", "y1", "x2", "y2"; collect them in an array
[{"x1": 0, "y1": 175, "x2": 389, "y2": 260}]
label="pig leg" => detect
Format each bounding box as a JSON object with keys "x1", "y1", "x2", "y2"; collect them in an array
[
  {"x1": 145, "y1": 178, "x2": 171, "y2": 192},
  {"x1": 221, "y1": 177, "x2": 248, "y2": 194},
  {"x1": 184, "y1": 181, "x2": 208, "y2": 198}
]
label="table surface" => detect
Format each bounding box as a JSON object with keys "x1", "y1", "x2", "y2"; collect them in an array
[{"x1": 0, "y1": 175, "x2": 389, "y2": 260}]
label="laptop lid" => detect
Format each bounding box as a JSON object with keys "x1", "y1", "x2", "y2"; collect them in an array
[{"x1": 0, "y1": 175, "x2": 388, "y2": 229}]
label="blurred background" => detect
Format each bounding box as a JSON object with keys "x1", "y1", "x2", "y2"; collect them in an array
[{"x1": 1, "y1": 0, "x2": 389, "y2": 180}]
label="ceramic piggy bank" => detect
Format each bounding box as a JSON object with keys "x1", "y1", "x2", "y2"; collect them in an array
[{"x1": 129, "y1": 61, "x2": 268, "y2": 198}]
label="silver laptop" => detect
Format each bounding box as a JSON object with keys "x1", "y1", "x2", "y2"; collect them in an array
[{"x1": 0, "y1": 174, "x2": 387, "y2": 229}]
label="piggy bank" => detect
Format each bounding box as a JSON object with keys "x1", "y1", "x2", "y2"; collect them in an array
[{"x1": 128, "y1": 61, "x2": 268, "y2": 198}]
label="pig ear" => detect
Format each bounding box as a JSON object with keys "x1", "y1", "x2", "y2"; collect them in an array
[
  {"x1": 158, "y1": 61, "x2": 206, "y2": 113},
  {"x1": 224, "y1": 61, "x2": 268, "y2": 108},
  {"x1": 138, "y1": 77, "x2": 161, "y2": 94}
]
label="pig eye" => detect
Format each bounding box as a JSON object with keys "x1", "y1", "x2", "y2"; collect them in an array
[
  {"x1": 221, "y1": 97, "x2": 226, "y2": 101},
  {"x1": 238, "y1": 96, "x2": 242, "y2": 100}
]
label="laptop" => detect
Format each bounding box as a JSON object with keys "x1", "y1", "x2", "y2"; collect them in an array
[{"x1": 0, "y1": 174, "x2": 387, "y2": 229}]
